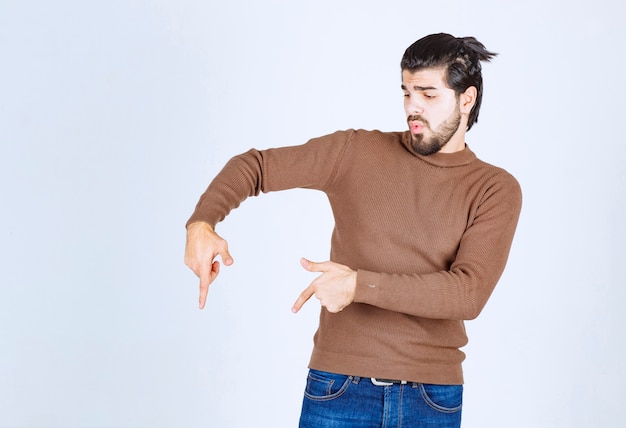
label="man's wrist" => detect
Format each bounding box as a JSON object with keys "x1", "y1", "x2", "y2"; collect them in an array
[{"x1": 186, "y1": 221, "x2": 215, "y2": 232}]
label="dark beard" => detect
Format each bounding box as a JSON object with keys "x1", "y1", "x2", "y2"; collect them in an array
[{"x1": 409, "y1": 108, "x2": 462, "y2": 156}]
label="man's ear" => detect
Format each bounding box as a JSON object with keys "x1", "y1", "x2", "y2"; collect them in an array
[{"x1": 460, "y1": 86, "x2": 477, "y2": 114}]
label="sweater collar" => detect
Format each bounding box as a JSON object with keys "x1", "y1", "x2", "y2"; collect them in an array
[{"x1": 401, "y1": 130, "x2": 477, "y2": 167}]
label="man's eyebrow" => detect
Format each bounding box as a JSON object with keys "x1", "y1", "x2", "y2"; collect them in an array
[{"x1": 401, "y1": 84, "x2": 439, "y2": 91}]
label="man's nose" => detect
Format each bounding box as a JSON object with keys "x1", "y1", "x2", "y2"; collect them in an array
[{"x1": 408, "y1": 97, "x2": 424, "y2": 115}]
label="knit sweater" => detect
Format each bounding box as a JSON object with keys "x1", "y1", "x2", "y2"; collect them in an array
[{"x1": 187, "y1": 129, "x2": 522, "y2": 385}]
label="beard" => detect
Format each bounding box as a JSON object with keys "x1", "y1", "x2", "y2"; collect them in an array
[{"x1": 408, "y1": 105, "x2": 462, "y2": 156}]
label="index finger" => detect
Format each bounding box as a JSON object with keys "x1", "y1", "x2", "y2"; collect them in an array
[
  {"x1": 291, "y1": 284, "x2": 315, "y2": 313},
  {"x1": 199, "y1": 260, "x2": 220, "y2": 309}
]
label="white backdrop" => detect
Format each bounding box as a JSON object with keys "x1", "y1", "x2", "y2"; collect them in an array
[{"x1": 1, "y1": 0, "x2": 625, "y2": 427}]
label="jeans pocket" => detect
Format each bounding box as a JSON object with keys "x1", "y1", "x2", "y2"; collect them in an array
[
  {"x1": 419, "y1": 384, "x2": 463, "y2": 413},
  {"x1": 304, "y1": 369, "x2": 352, "y2": 401}
]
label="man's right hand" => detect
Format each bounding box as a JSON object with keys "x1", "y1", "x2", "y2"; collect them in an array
[{"x1": 184, "y1": 222, "x2": 234, "y2": 309}]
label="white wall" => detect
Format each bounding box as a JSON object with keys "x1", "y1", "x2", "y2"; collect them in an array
[{"x1": 1, "y1": 0, "x2": 624, "y2": 426}]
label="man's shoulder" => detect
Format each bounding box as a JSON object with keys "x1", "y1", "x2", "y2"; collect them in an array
[
  {"x1": 351, "y1": 128, "x2": 406, "y2": 140},
  {"x1": 473, "y1": 155, "x2": 518, "y2": 177},
  {"x1": 343, "y1": 129, "x2": 408, "y2": 151},
  {"x1": 312, "y1": 129, "x2": 407, "y2": 150},
  {"x1": 471, "y1": 156, "x2": 521, "y2": 194}
]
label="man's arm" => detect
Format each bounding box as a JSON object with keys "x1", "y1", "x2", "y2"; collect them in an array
[
  {"x1": 184, "y1": 130, "x2": 354, "y2": 308},
  {"x1": 291, "y1": 173, "x2": 522, "y2": 320},
  {"x1": 352, "y1": 173, "x2": 522, "y2": 320},
  {"x1": 186, "y1": 131, "x2": 353, "y2": 228}
]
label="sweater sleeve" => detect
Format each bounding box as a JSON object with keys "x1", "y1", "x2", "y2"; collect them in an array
[
  {"x1": 186, "y1": 130, "x2": 353, "y2": 228},
  {"x1": 353, "y1": 171, "x2": 522, "y2": 321}
]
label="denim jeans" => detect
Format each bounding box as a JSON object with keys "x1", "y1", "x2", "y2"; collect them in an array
[{"x1": 299, "y1": 369, "x2": 462, "y2": 428}]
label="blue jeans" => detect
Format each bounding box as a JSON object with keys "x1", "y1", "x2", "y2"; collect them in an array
[{"x1": 299, "y1": 369, "x2": 462, "y2": 428}]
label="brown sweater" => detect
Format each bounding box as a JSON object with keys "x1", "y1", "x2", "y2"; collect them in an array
[{"x1": 187, "y1": 129, "x2": 522, "y2": 385}]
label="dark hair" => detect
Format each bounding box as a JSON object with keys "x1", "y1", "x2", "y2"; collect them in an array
[{"x1": 401, "y1": 33, "x2": 497, "y2": 130}]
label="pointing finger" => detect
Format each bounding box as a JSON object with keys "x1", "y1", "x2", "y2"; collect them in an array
[
  {"x1": 199, "y1": 260, "x2": 220, "y2": 309},
  {"x1": 292, "y1": 284, "x2": 315, "y2": 313}
]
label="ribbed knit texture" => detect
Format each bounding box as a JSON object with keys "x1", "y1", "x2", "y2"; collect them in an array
[{"x1": 187, "y1": 129, "x2": 522, "y2": 385}]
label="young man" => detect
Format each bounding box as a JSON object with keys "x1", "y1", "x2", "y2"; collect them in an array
[{"x1": 185, "y1": 33, "x2": 522, "y2": 427}]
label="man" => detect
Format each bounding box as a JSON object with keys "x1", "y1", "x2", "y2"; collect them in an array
[{"x1": 185, "y1": 33, "x2": 522, "y2": 427}]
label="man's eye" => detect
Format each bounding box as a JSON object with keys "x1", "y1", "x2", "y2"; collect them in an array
[
  {"x1": 403, "y1": 92, "x2": 410, "y2": 97},
  {"x1": 424, "y1": 93, "x2": 435, "y2": 99}
]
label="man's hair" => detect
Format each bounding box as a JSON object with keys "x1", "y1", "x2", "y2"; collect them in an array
[{"x1": 401, "y1": 33, "x2": 497, "y2": 130}]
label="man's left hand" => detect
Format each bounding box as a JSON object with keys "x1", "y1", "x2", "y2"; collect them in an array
[{"x1": 292, "y1": 258, "x2": 357, "y2": 313}]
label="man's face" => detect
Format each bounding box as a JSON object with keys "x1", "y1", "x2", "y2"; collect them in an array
[{"x1": 402, "y1": 68, "x2": 464, "y2": 156}]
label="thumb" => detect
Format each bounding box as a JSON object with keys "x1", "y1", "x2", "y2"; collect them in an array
[
  {"x1": 300, "y1": 258, "x2": 328, "y2": 273},
  {"x1": 220, "y1": 248, "x2": 234, "y2": 266}
]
